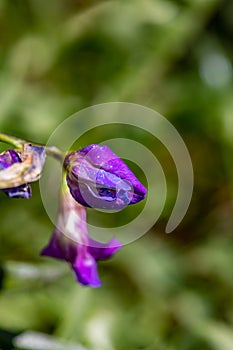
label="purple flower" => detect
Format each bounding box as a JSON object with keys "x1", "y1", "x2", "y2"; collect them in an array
[
  {"x1": 0, "y1": 149, "x2": 31, "y2": 198},
  {"x1": 0, "y1": 144, "x2": 46, "y2": 198},
  {"x1": 41, "y1": 184, "x2": 122, "y2": 287},
  {"x1": 64, "y1": 144, "x2": 147, "y2": 210}
]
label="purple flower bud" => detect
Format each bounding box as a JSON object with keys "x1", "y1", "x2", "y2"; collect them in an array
[
  {"x1": 0, "y1": 150, "x2": 31, "y2": 198},
  {"x1": 41, "y1": 184, "x2": 122, "y2": 287},
  {"x1": 64, "y1": 144, "x2": 147, "y2": 210}
]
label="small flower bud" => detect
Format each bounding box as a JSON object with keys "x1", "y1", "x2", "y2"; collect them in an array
[
  {"x1": 64, "y1": 144, "x2": 147, "y2": 210},
  {"x1": 0, "y1": 144, "x2": 46, "y2": 198},
  {"x1": 0, "y1": 149, "x2": 31, "y2": 198}
]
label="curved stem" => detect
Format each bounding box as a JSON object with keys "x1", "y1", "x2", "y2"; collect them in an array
[
  {"x1": 44, "y1": 145, "x2": 65, "y2": 162},
  {"x1": 0, "y1": 132, "x2": 65, "y2": 162},
  {"x1": 0, "y1": 132, "x2": 25, "y2": 149}
]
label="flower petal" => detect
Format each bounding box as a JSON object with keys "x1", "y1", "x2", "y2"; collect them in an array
[
  {"x1": 41, "y1": 182, "x2": 119, "y2": 287},
  {"x1": 72, "y1": 247, "x2": 102, "y2": 287},
  {"x1": 77, "y1": 145, "x2": 146, "y2": 199},
  {"x1": 65, "y1": 144, "x2": 147, "y2": 209},
  {"x1": 0, "y1": 149, "x2": 32, "y2": 199},
  {"x1": 2, "y1": 184, "x2": 32, "y2": 199},
  {"x1": 41, "y1": 229, "x2": 65, "y2": 261},
  {"x1": 88, "y1": 237, "x2": 122, "y2": 260}
]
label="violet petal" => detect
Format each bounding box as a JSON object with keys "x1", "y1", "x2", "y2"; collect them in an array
[
  {"x1": 88, "y1": 237, "x2": 122, "y2": 261},
  {"x1": 65, "y1": 144, "x2": 147, "y2": 209},
  {"x1": 0, "y1": 149, "x2": 32, "y2": 199},
  {"x1": 72, "y1": 248, "x2": 102, "y2": 287}
]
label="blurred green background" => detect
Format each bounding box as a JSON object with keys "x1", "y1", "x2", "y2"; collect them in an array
[{"x1": 0, "y1": 1, "x2": 233, "y2": 349}]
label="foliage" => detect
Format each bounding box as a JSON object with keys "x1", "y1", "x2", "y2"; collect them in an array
[{"x1": 0, "y1": 0, "x2": 233, "y2": 349}]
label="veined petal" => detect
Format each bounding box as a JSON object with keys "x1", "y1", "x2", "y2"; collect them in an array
[
  {"x1": 0, "y1": 144, "x2": 46, "y2": 189},
  {"x1": 0, "y1": 149, "x2": 32, "y2": 199},
  {"x1": 64, "y1": 144, "x2": 147, "y2": 209}
]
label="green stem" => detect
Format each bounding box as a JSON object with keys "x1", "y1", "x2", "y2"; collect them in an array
[
  {"x1": 0, "y1": 132, "x2": 65, "y2": 162},
  {"x1": 0, "y1": 132, "x2": 26, "y2": 149}
]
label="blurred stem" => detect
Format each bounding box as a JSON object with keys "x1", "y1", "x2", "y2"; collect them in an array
[
  {"x1": 0, "y1": 132, "x2": 25, "y2": 148},
  {"x1": 44, "y1": 145, "x2": 65, "y2": 162},
  {"x1": 0, "y1": 132, "x2": 65, "y2": 162}
]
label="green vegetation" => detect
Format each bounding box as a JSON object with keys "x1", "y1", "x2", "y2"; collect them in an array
[{"x1": 0, "y1": 1, "x2": 232, "y2": 349}]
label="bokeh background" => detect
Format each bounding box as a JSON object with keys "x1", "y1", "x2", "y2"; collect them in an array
[{"x1": 0, "y1": 1, "x2": 233, "y2": 349}]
